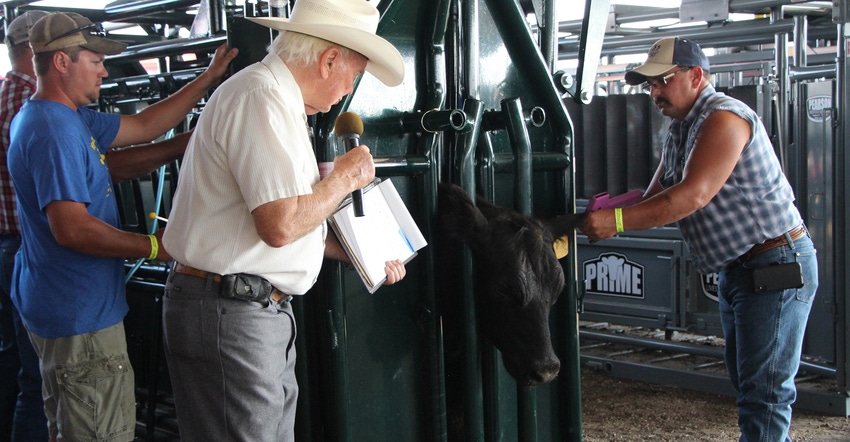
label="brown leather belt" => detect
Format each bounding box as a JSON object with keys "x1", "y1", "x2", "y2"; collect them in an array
[
  {"x1": 172, "y1": 263, "x2": 291, "y2": 303},
  {"x1": 732, "y1": 225, "x2": 807, "y2": 267},
  {"x1": 174, "y1": 262, "x2": 222, "y2": 282}
]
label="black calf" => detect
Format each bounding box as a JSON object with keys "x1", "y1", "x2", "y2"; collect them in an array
[{"x1": 437, "y1": 182, "x2": 584, "y2": 387}]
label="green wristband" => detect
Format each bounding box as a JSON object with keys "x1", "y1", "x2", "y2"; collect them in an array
[
  {"x1": 147, "y1": 234, "x2": 158, "y2": 260},
  {"x1": 614, "y1": 207, "x2": 624, "y2": 233}
]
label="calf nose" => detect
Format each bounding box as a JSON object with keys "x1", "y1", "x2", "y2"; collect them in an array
[{"x1": 527, "y1": 358, "x2": 560, "y2": 386}]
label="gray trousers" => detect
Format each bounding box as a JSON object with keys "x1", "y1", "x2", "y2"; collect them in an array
[{"x1": 162, "y1": 271, "x2": 298, "y2": 442}]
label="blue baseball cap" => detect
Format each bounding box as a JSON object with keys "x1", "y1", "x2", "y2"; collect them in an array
[{"x1": 625, "y1": 37, "x2": 710, "y2": 85}]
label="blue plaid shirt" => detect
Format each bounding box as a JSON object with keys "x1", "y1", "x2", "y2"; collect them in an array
[{"x1": 658, "y1": 85, "x2": 802, "y2": 274}]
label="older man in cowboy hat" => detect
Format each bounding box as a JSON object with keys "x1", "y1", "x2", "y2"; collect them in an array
[
  {"x1": 160, "y1": 0, "x2": 406, "y2": 440},
  {"x1": 7, "y1": 11, "x2": 237, "y2": 442}
]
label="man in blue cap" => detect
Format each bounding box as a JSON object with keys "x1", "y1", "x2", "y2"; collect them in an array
[{"x1": 582, "y1": 37, "x2": 818, "y2": 442}]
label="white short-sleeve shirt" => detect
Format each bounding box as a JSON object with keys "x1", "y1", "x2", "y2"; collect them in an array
[{"x1": 163, "y1": 53, "x2": 325, "y2": 294}]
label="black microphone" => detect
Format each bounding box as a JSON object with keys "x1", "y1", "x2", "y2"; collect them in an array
[{"x1": 333, "y1": 112, "x2": 366, "y2": 217}]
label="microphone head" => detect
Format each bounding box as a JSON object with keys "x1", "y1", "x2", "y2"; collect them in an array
[{"x1": 334, "y1": 112, "x2": 364, "y2": 137}]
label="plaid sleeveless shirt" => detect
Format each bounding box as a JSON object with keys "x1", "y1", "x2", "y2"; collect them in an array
[{"x1": 658, "y1": 85, "x2": 802, "y2": 274}]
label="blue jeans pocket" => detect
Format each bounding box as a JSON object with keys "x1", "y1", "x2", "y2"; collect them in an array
[{"x1": 793, "y1": 248, "x2": 817, "y2": 303}]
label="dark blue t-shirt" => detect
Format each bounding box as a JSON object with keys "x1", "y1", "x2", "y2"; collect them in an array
[{"x1": 8, "y1": 100, "x2": 123, "y2": 339}]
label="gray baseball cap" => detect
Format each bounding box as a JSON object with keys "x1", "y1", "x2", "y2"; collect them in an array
[
  {"x1": 29, "y1": 12, "x2": 126, "y2": 55},
  {"x1": 5, "y1": 10, "x2": 49, "y2": 47}
]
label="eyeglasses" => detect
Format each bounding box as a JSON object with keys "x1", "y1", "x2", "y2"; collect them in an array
[
  {"x1": 44, "y1": 22, "x2": 105, "y2": 47},
  {"x1": 640, "y1": 67, "x2": 691, "y2": 92}
]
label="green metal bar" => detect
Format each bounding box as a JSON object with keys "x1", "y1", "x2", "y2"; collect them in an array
[
  {"x1": 835, "y1": 10, "x2": 850, "y2": 399},
  {"x1": 418, "y1": 0, "x2": 453, "y2": 438},
  {"x1": 457, "y1": 104, "x2": 484, "y2": 188},
  {"x1": 558, "y1": 88, "x2": 583, "y2": 442},
  {"x1": 502, "y1": 97, "x2": 537, "y2": 442},
  {"x1": 563, "y1": 263, "x2": 584, "y2": 442},
  {"x1": 463, "y1": 0, "x2": 480, "y2": 99},
  {"x1": 480, "y1": 334, "x2": 500, "y2": 442},
  {"x1": 477, "y1": 128, "x2": 498, "y2": 442},
  {"x1": 402, "y1": 109, "x2": 469, "y2": 134},
  {"x1": 481, "y1": 106, "x2": 546, "y2": 131},
  {"x1": 374, "y1": 155, "x2": 433, "y2": 175},
  {"x1": 476, "y1": 131, "x2": 496, "y2": 197},
  {"x1": 457, "y1": 98, "x2": 484, "y2": 441},
  {"x1": 489, "y1": 152, "x2": 571, "y2": 172},
  {"x1": 327, "y1": 274, "x2": 351, "y2": 442},
  {"x1": 540, "y1": 0, "x2": 557, "y2": 70},
  {"x1": 558, "y1": 104, "x2": 583, "y2": 442},
  {"x1": 517, "y1": 384, "x2": 539, "y2": 442},
  {"x1": 502, "y1": 98, "x2": 532, "y2": 214}
]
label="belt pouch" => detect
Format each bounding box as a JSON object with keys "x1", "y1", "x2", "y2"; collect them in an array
[
  {"x1": 219, "y1": 273, "x2": 272, "y2": 302},
  {"x1": 752, "y1": 262, "x2": 804, "y2": 293}
]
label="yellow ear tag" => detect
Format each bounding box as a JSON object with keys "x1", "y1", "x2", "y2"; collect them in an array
[{"x1": 553, "y1": 235, "x2": 570, "y2": 259}]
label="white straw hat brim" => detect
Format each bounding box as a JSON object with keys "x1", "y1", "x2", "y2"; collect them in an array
[{"x1": 248, "y1": 17, "x2": 404, "y2": 87}]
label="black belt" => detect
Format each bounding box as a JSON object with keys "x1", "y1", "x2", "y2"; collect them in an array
[
  {"x1": 172, "y1": 262, "x2": 292, "y2": 304},
  {"x1": 728, "y1": 225, "x2": 807, "y2": 269}
]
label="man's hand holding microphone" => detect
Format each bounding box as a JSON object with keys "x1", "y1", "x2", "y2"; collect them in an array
[{"x1": 332, "y1": 112, "x2": 371, "y2": 216}]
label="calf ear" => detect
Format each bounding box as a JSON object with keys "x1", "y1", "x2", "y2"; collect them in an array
[
  {"x1": 541, "y1": 212, "x2": 586, "y2": 238},
  {"x1": 437, "y1": 183, "x2": 488, "y2": 239}
]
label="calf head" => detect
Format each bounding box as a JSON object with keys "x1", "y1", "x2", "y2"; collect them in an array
[{"x1": 437, "y1": 183, "x2": 584, "y2": 387}]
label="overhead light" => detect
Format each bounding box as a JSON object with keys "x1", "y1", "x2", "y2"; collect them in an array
[{"x1": 30, "y1": 0, "x2": 114, "y2": 9}]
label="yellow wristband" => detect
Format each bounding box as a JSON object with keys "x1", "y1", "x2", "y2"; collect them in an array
[
  {"x1": 614, "y1": 207, "x2": 624, "y2": 233},
  {"x1": 147, "y1": 234, "x2": 158, "y2": 260}
]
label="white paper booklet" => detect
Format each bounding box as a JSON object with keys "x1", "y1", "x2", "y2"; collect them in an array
[{"x1": 329, "y1": 179, "x2": 427, "y2": 293}]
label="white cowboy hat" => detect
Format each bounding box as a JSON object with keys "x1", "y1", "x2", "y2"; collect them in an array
[{"x1": 247, "y1": 0, "x2": 404, "y2": 87}]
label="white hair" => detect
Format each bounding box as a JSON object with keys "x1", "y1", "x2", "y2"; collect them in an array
[{"x1": 269, "y1": 30, "x2": 353, "y2": 69}]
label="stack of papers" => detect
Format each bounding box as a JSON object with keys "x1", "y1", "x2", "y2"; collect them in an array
[{"x1": 329, "y1": 179, "x2": 427, "y2": 293}]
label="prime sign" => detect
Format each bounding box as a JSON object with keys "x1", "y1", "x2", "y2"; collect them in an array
[{"x1": 584, "y1": 252, "x2": 645, "y2": 298}]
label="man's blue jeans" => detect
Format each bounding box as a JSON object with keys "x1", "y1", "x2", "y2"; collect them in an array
[
  {"x1": 0, "y1": 234, "x2": 20, "y2": 440},
  {"x1": 718, "y1": 232, "x2": 818, "y2": 442},
  {"x1": 0, "y1": 235, "x2": 47, "y2": 442}
]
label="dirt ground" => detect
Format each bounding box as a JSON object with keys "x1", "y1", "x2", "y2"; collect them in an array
[{"x1": 580, "y1": 367, "x2": 850, "y2": 441}]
